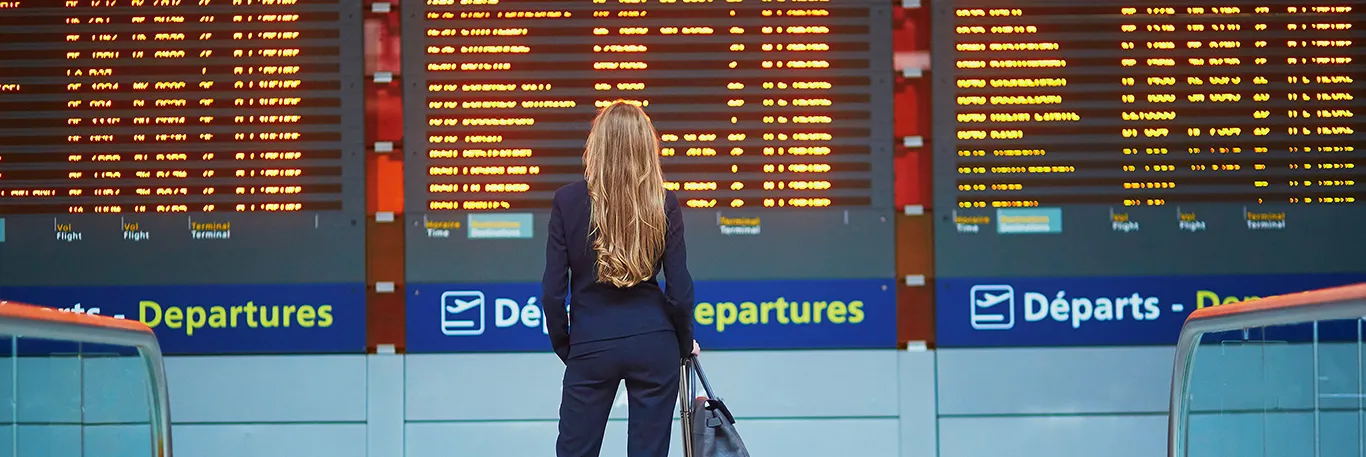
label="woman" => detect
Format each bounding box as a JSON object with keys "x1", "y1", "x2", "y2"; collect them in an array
[{"x1": 541, "y1": 101, "x2": 700, "y2": 457}]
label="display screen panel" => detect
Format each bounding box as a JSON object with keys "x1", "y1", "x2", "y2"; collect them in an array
[
  {"x1": 930, "y1": 0, "x2": 1366, "y2": 347},
  {"x1": 0, "y1": 0, "x2": 366, "y2": 287},
  {"x1": 402, "y1": 0, "x2": 896, "y2": 284},
  {"x1": 933, "y1": 0, "x2": 1365, "y2": 278}
]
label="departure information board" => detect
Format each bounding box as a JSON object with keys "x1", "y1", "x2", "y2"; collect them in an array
[
  {"x1": 0, "y1": 0, "x2": 366, "y2": 286},
  {"x1": 931, "y1": 0, "x2": 1366, "y2": 278},
  {"x1": 403, "y1": 0, "x2": 894, "y2": 284}
]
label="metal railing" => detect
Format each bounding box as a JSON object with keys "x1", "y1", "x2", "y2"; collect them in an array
[
  {"x1": 1168, "y1": 282, "x2": 1366, "y2": 457},
  {"x1": 0, "y1": 300, "x2": 172, "y2": 457}
]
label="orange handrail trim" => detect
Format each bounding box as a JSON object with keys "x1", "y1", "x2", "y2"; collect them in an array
[
  {"x1": 1185, "y1": 282, "x2": 1366, "y2": 322},
  {"x1": 0, "y1": 300, "x2": 153, "y2": 334}
]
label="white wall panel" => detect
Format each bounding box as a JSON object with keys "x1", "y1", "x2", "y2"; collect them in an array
[{"x1": 166, "y1": 355, "x2": 367, "y2": 423}]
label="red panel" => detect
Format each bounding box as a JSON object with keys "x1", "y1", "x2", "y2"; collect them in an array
[
  {"x1": 366, "y1": 218, "x2": 406, "y2": 351},
  {"x1": 893, "y1": 149, "x2": 915, "y2": 208},
  {"x1": 375, "y1": 155, "x2": 404, "y2": 213},
  {"x1": 894, "y1": 148, "x2": 921, "y2": 208},
  {"x1": 893, "y1": 147, "x2": 936, "y2": 212},
  {"x1": 365, "y1": 6, "x2": 403, "y2": 75},
  {"x1": 897, "y1": 285, "x2": 936, "y2": 347},
  {"x1": 890, "y1": 5, "x2": 936, "y2": 209},
  {"x1": 365, "y1": 143, "x2": 380, "y2": 213},
  {"x1": 367, "y1": 291, "x2": 407, "y2": 351},
  {"x1": 364, "y1": 3, "x2": 407, "y2": 352},
  {"x1": 916, "y1": 145, "x2": 933, "y2": 211},
  {"x1": 374, "y1": 85, "x2": 404, "y2": 142},
  {"x1": 366, "y1": 10, "x2": 405, "y2": 213},
  {"x1": 898, "y1": 147, "x2": 936, "y2": 210},
  {"x1": 892, "y1": 5, "x2": 938, "y2": 347},
  {"x1": 893, "y1": 81, "x2": 920, "y2": 138},
  {"x1": 891, "y1": 6, "x2": 918, "y2": 52}
]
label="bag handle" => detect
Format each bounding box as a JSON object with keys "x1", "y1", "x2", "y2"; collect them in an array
[
  {"x1": 687, "y1": 355, "x2": 719, "y2": 400},
  {"x1": 685, "y1": 356, "x2": 736, "y2": 426}
]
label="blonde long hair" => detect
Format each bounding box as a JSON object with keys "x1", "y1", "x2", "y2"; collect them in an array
[{"x1": 583, "y1": 101, "x2": 667, "y2": 288}]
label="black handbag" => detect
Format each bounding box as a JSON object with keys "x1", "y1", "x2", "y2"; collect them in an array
[{"x1": 679, "y1": 355, "x2": 750, "y2": 457}]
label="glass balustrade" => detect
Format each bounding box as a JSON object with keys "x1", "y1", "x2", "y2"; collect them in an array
[
  {"x1": 0, "y1": 302, "x2": 170, "y2": 457},
  {"x1": 1171, "y1": 285, "x2": 1366, "y2": 457}
]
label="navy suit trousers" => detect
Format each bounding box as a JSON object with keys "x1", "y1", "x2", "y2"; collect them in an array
[{"x1": 557, "y1": 330, "x2": 681, "y2": 457}]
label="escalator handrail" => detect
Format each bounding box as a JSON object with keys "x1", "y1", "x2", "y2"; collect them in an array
[
  {"x1": 1167, "y1": 282, "x2": 1366, "y2": 457},
  {"x1": 0, "y1": 300, "x2": 173, "y2": 457},
  {"x1": 1185, "y1": 282, "x2": 1366, "y2": 322}
]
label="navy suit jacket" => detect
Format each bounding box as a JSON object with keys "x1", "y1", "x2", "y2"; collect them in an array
[{"x1": 540, "y1": 180, "x2": 695, "y2": 363}]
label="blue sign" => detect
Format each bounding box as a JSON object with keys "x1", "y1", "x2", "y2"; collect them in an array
[
  {"x1": 407, "y1": 278, "x2": 896, "y2": 353},
  {"x1": 937, "y1": 274, "x2": 1366, "y2": 347},
  {"x1": 0, "y1": 283, "x2": 366, "y2": 354}
]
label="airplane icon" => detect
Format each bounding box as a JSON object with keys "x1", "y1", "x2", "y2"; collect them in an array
[
  {"x1": 970, "y1": 285, "x2": 1015, "y2": 330},
  {"x1": 441, "y1": 291, "x2": 486, "y2": 336}
]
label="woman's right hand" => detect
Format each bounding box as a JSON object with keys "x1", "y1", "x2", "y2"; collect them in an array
[{"x1": 691, "y1": 340, "x2": 701, "y2": 357}]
